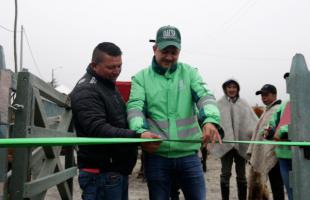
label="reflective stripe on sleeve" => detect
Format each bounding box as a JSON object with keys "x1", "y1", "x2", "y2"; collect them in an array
[
  {"x1": 127, "y1": 109, "x2": 145, "y2": 121},
  {"x1": 197, "y1": 96, "x2": 216, "y2": 110}
]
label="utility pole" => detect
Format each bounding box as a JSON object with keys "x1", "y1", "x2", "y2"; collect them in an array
[
  {"x1": 19, "y1": 25, "x2": 24, "y2": 71},
  {"x1": 51, "y1": 67, "x2": 62, "y2": 88},
  {"x1": 51, "y1": 68, "x2": 56, "y2": 87},
  {"x1": 13, "y1": 0, "x2": 18, "y2": 73}
]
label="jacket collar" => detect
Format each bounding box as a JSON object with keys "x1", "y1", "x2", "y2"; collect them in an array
[
  {"x1": 151, "y1": 56, "x2": 177, "y2": 75},
  {"x1": 266, "y1": 99, "x2": 282, "y2": 110},
  {"x1": 86, "y1": 64, "x2": 116, "y2": 88},
  {"x1": 225, "y1": 95, "x2": 239, "y2": 103}
]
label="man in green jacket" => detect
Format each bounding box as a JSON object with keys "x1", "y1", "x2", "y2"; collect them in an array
[
  {"x1": 127, "y1": 25, "x2": 223, "y2": 200},
  {"x1": 265, "y1": 100, "x2": 293, "y2": 200}
]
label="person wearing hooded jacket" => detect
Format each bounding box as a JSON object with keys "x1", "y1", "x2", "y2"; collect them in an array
[{"x1": 210, "y1": 79, "x2": 258, "y2": 200}]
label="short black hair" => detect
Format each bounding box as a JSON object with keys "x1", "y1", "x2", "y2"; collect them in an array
[{"x1": 91, "y1": 42, "x2": 122, "y2": 64}]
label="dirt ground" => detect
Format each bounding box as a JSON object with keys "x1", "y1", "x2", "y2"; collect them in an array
[{"x1": 46, "y1": 152, "x2": 287, "y2": 200}]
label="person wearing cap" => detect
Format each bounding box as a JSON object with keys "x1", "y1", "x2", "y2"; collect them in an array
[
  {"x1": 210, "y1": 79, "x2": 258, "y2": 200},
  {"x1": 263, "y1": 73, "x2": 293, "y2": 200},
  {"x1": 247, "y1": 84, "x2": 284, "y2": 200},
  {"x1": 70, "y1": 42, "x2": 155, "y2": 200},
  {"x1": 127, "y1": 25, "x2": 224, "y2": 199}
]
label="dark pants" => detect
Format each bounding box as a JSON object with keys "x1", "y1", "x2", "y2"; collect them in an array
[
  {"x1": 78, "y1": 171, "x2": 129, "y2": 200},
  {"x1": 268, "y1": 162, "x2": 285, "y2": 200},
  {"x1": 144, "y1": 153, "x2": 206, "y2": 200},
  {"x1": 220, "y1": 149, "x2": 247, "y2": 200}
]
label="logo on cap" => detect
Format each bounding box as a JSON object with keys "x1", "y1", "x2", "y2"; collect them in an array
[
  {"x1": 155, "y1": 25, "x2": 181, "y2": 50},
  {"x1": 163, "y1": 29, "x2": 176, "y2": 39}
]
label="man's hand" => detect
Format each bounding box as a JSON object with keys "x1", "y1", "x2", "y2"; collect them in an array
[
  {"x1": 273, "y1": 133, "x2": 281, "y2": 141},
  {"x1": 140, "y1": 131, "x2": 162, "y2": 154},
  {"x1": 263, "y1": 127, "x2": 275, "y2": 140},
  {"x1": 202, "y1": 123, "x2": 222, "y2": 147}
]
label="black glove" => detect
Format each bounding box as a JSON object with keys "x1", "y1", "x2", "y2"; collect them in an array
[
  {"x1": 265, "y1": 127, "x2": 275, "y2": 140},
  {"x1": 281, "y1": 132, "x2": 288, "y2": 140}
]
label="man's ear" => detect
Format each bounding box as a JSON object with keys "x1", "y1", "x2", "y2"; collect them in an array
[
  {"x1": 152, "y1": 45, "x2": 157, "y2": 52},
  {"x1": 91, "y1": 62, "x2": 97, "y2": 70}
]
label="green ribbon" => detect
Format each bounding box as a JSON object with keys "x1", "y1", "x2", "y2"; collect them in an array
[
  {"x1": 0, "y1": 137, "x2": 161, "y2": 147},
  {"x1": 0, "y1": 137, "x2": 309, "y2": 147},
  {"x1": 169, "y1": 139, "x2": 310, "y2": 146}
]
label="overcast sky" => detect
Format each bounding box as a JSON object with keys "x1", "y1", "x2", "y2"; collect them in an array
[{"x1": 1, "y1": 0, "x2": 310, "y2": 105}]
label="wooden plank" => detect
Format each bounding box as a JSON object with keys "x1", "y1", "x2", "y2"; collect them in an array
[
  {"x1": 33, "y1": 88, "x2": 48, "y2": 128},
  {"x1": 47, "y1": 115, "x2": 62, "y2": 126},
  {"x1": 64, "y1": 147, "x2": 75, "y2": 194},
  {"x1": 29, "y1": 73, "x2": 70, "y2": 107},
  {"x1": 27, "y1": 126, "x2": 76, "y2": 138},
  {"x1": 58, "y1": 110, "x2": 73, "y2": 131},
  {"x1": 37, "y1": 157, "x2": 59, "y2": 179},
  {"x1": 30, "y1": 147, "x2": 45, "y2": 167},
  {"x1": 23, "y1": 167, "x2": 77, "y2": 198},
  {"x1": 30, "y1": 151, "x2": 62, "y2": 199},
  {"x1": 57, "y1": 175, "x2": 73, "y2": 200},
  {"x1": 55, "y1": 157, "x2": 74, "y2": 200},
  {"x1": 42, "y1": 146, "x2": 62, "y2": 159}
]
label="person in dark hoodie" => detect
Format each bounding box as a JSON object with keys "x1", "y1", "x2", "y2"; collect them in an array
[
  {"x1": 70, "y1": 42, "x2": 159, "y2": 200},
  {"x1": 210, "y1": 79, "x2": 258, "y2": 200}
]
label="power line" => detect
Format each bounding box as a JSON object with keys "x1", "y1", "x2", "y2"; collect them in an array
[
  {"x1": 23, "y1": 28, "x2": 43, "y2": 78},
  {"x1": 207, "y1": 0, "x2": 258, "y2": 39},
  {"x1": 0, "y1": 24, "x2": 16, "y2": 33},
  {"x1": 217, "y1": 0, "x2": 257, "y2": 31}
]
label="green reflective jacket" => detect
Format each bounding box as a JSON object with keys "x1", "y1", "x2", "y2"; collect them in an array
[
  {"x1": 268, "y1": 100, "x2": 291, "y2": 159},
  {"x1": 127, "y1": 59, "x2": 222, "y2": 158}
]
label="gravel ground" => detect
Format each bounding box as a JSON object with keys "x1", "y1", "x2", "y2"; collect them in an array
[{"x1": 46, "y1": 153, "x2": 287, "y2": 200}]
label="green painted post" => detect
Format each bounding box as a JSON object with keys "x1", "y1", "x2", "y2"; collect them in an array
[
  {"x1": 287, "y1": 54, "x2": 310, "y2": 200},
  {"x1": 10, "y1": 72, "x2": 33, "y2": 200}
]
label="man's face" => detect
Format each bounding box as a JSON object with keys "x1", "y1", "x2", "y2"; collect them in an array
[
  {"x1": 153, "y1": 45, "x2": 180, "y2": 68},
  {"x1": 261, "y1": 93, "x2": 276, "y2": 106},
  {"x1": 225, "y1": 83, "x2": 238, "y2": 98},
  {"x1": 92, "y1": 52, "x2": 122, "y2": 82}
]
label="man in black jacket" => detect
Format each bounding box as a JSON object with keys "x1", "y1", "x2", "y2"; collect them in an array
[{"x1": 70, "y1": 42, "x2": 159, "y2": 200}]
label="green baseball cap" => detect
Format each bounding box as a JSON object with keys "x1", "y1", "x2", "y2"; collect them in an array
[{"x1": 155, "y1": 25, "x2": 181, "y2": 50}]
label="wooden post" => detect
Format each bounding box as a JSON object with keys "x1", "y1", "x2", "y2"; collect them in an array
[
  {"x1": 10, "y1": 72, "x2": 33, "y2": 200},
  {"x1": 287, "y1": 53, "x2": 310, "y2": 200}
]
